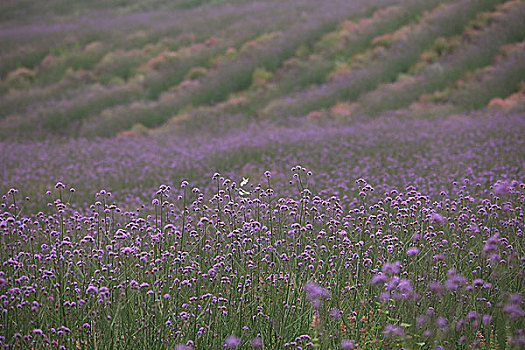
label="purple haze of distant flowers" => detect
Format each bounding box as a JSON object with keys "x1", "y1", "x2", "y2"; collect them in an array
[
  {"x1": 173, "y1": 345, "x2": 193, "y2": 350},
  {"x1": 340, "y1": 339, "x2": 355, "y2": 349}
]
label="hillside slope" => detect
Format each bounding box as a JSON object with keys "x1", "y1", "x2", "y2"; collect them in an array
[{"x1": 0, "y1": 0, "x2": 523, "y2": 139}]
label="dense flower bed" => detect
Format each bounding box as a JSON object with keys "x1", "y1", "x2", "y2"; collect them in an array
[{"x1": 1, "y1": 112, "x2": 524, "y2": 348}]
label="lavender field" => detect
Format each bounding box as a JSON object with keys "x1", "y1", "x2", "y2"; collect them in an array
[{"x1": 1, "y1": 0, "x2": 524, "y2": 349}]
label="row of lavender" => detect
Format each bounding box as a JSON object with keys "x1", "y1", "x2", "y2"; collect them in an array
[
  {"x1": 81, "y1": 0, "x2": 525, "y2": 139},
  {"x1": 260, "y1": 0, "x2": 524, "y2": 119},
  {"x1": 1, "y1": 111, "x2": 524, "y2": 348},
  {"x1": 5, "y1": 0, "x2": 525, "y2": 141},
  {"x1": 0, "y1": 0, "x2": 397, "y2": 139}
]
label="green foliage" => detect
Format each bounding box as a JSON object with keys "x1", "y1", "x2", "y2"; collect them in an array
[
  {"x1": 184, "y1": 66, "x2": 208, "y2": 81},
  {"x1": 6, "y1": 68, "x2": 36, "y2": 89},
  {"x1": 250, "y1": 67, "x2": 273, "y2": 89}
]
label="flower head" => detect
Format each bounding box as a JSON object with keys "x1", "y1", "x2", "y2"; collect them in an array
[
  {"x1": 430, "y1": 213, "x2": 445, "y2": 225},
  {"x1": 329, "y1": 308, "x2": 342, "y2": 318},
  {"x1": 493, "y1": 180, "x2": 512, "y2": 196},
  {"x1": 382, "y1": 261, "x2": 401, "y2": 275},
  {"x1": 224, "y1": 335, "x2": 241, "y2": 348},
  {"x1": 251, "y1": 337, "x2": 263, "y2": 348},
  {"x1": 383, "y1": 324, "x2": 404, "y2": 338},
  {"x1": 304, "y1": 281, "x2": 330, "y2": 308},
  {"x1": 340, "y1": 339, "x2": 355, "y2": 349},
  {"x1": 174, "y1": 345, "x2": 193, "y2": 350},
  {"x1": 406, "y1": 247, "x2": 419, "y2": 256}
]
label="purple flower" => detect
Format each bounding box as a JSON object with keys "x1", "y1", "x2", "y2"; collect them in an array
[
  {"x1": 509, "y1": 293, "x2": 523, "y2": 304},
  {"x1": 329, "y1": 308, "x2": 342, "y2": 318},
  {"x1": 406, "y1": 247, "x2": 419, "y2": 256},
  {"x1": 468, "y1": 223, "x2": 480, "y2": 233},
  {"x1": 340, "y1": 339, "x2": 355, "y2": 349},
  {"x1": 483, "y1": 234, "x2": 500, "y2": 254},
  {"x1": 493, "y1": 180, "x2": 512, "y2": 195},
  {"x1": 396, "y1": 279, "x2": 413, "y2": 295},
  {"x1": 430, "y1": 213, "x2": 445, "y2": 225},
  {"x1": 224, "y1": 335, "x2": 241, "y2": 348},
  {"x1": 482, "y1": 315, "x2": 492, "y2": 324},
  {"x1": 98, "y1": 286, "x2": 109, "y2": 298},
  {"x1": 383, "y1": 324, "x2": 404, "y2": 338},
  {"x1": 174, "y1": 345, "x2": 193, "y2": 350},
  {"x1": 445, "y1": 269, "x2": 466, "y2": 290},
  {"x1": 250, "y1": 337, "x2": 263, "y2": 348},
  {"x1": 379, "y1": 292, "x2": 390, "y2": 301},
  {"x1": 371, "y1": 273, "x2": 387, "y2": 285},
  {"x1": 503, "y1": 303, "x2": 525, "y2": 319},
  {"x1": 382, "y1": 261, "x2": 401, "y2": 275},
  {"x1": 472, "y1": 279, "x2": 484, "y2": 287},
  {"x1": 304, "y1": 281, "x2": 329, "y2": 308},
  {"x1": 466, "y1": 311, "x2": 479, "y2": 322},
  {"x1": 436, "y1": 317, "x2": 448, "y2": 329}
]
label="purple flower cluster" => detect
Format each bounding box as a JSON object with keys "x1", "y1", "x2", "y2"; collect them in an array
[{"x1": 304, "y1": 281, "x2": 330, "y2": 308}]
